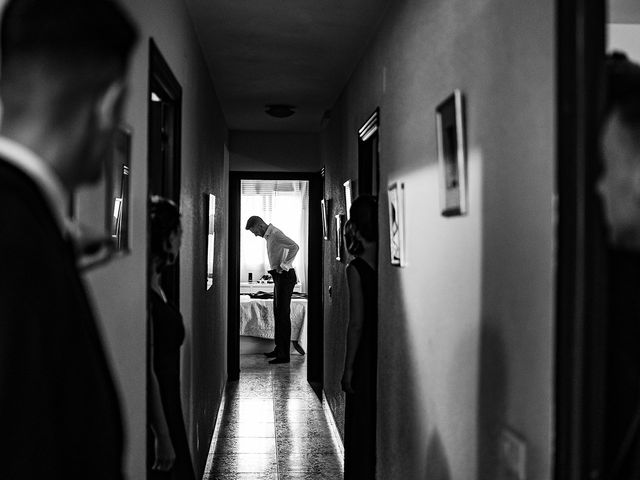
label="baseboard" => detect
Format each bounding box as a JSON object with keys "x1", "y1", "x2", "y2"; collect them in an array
[
  {"x1": 322, "y1": 391, "x2": 345, "y2": 463},
  {"x1": 203, "y1": 383, "x2": 228, "y2": 473}
]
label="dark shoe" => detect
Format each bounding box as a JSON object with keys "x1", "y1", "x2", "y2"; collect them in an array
[
  {"x1": 292, "y1": 341, "x2": 306, "y2": 355},
  {"x1": 269, "y1": 357, "x2": 290, "y2": 364},
  {"x1": 264, "y1": 350, "x2": 277, "y2": 358}
]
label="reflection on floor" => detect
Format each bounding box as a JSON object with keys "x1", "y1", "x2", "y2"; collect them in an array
[{"x1": 203, "y1": 354, "x2": 344, "y2": 479}]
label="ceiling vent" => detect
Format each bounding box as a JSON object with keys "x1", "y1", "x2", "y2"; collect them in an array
[{"x1": 265, "y1": 104, "x2": 296, "y2": 118}]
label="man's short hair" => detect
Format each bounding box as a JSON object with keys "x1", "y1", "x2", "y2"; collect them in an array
[
  {"x1": 245, "y1": 216, "x2": 264, "y2": 230},
  {"x1": 0, "y1": 0, "x2": 138, "y2": 111},
  {"x1": 1, "y1": 0, "x2": 138, "y2": 70},
  {"x1": 606, "y1": 52, "x2": 640, "y2": 130}
]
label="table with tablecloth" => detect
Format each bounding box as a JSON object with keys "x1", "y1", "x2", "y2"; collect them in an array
[{"x1": 239, "y1": 295, "x2": 307, "y2": 341}]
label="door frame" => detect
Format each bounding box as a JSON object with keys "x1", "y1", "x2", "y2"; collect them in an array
[
  {"x1": 148, "y1": 38, "x2": 182, "y2": 201},
  {"x1": 555, "y1": 0, "x2": 607, "y2": 478},
  {"x1": 147, "y1": 38, "x2": 183, "y2": 305},
  {"x1": 146, "y1": 39, "x2": 183, "y2": 479},
  {"x1": 358, "y1": 108, "x2": 380, "y2": 197},
  {"x1": 227, "y1": 171, "x2": 323, "y2": 387}
]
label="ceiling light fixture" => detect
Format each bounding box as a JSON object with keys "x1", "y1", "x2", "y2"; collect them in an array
[{"x1": 265, "y1": 104, "x2": 296, "y2": 118}]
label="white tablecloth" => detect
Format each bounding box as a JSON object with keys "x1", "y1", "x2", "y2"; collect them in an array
[
  {"x1": 239, "y1": 296, "x2": 307, "y2": 341},
  {"x1": 239, "y1": 282, "x2": 302, "y2": 294}
]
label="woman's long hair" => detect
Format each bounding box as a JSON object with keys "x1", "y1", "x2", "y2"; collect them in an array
[
  {"x1": 149, "y1": 195, "x2": 180, "y2": 269},
  {"x1": 345, "y1": 194, "x2": 377, "y2": 255}
]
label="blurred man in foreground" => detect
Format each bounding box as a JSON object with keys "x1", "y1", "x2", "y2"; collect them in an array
[{"x1": 0, "y1": 0, "x2": 138, "y2": 477}]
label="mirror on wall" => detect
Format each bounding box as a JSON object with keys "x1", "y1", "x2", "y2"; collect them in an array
[
  {"x1": 206, "y1": 193, "x2": 216, "y2": 290},
  {"x1": 106, "y1": 125, "x2": 132, "y2": 253}
]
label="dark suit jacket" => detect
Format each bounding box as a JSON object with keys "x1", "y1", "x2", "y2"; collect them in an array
[{"x1": 0, "y1": 160, "x2": 124, "y2": 479}]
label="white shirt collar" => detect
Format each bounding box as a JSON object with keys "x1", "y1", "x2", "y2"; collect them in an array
[
  {"x1": 264, "y1": 224, "x2": 275, "y2": 238},
  {"x1": 0, "y1": 136, "x2": 69, "y2": 235}
]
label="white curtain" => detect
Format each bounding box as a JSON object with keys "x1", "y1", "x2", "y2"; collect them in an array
[{"x1": 240, "y1": 180, "x2": 309, "y2": 292}]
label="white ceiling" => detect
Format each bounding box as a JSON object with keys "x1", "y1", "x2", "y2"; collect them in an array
[
  {"x1": 610, "y1": 0, "x2": 640, "y2": 23},
  {"x1": 184, "y1": 0, "x2": 391, "y2": 132}
]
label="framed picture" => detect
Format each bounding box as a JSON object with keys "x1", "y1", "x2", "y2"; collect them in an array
[
  {"x1": 343, "y1": 180, "x2": 353, "y2": 219},
  {"x1": 388, "y1": 182, "x2": 406, "y2": 266},
  {"x1": 335, "y1": 214, "x2": 344, "y2": 262},
  {"x1": 321, "y1": 198, "x2": 330, "y2": 240},
  {"x1": 436, "y1": 90, "x2": 467, "y2": 216},
  {"x1": 105, "y1": 125, "x2": 132, "y2": 252},
  {"x1": 206, "y1": 193, "x2": 216, "y2": 290}
]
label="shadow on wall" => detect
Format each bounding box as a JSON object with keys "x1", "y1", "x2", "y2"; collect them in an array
[
  {"x1": 476, "y1": 322, "x2": 507, "y2": 479},
  {"x1": 425, "y1": 429, "x2": 452, "y2": 480},
  {"x1": 376, "y1": 292, "x2": 453, "y2": 479}
]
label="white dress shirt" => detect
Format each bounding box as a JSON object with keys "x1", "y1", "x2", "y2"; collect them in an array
[
  {"x1": 264, "y1": 224, "x2": 299, "y2": 272},
  {"x1": 0, "y1": 136, "x2": 69, "y2": 236}
]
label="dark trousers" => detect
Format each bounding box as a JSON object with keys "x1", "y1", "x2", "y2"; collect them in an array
[{"x1": 270, "y1": 268, "x2": 296, "y2": 359}]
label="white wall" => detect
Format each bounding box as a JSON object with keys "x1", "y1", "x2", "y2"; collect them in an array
[
  {"x1": 608, "y1": 24, "x2": 640, "y2": 61},
  {"x1": 321, "y1": 0, "x2": 556, "y2": 478},
  {"x1": 609, "y1": 0, "x2": 640, "y2": 56},
  {"x1": 229, "y1": 131, "x2": 321, "y2": 172},
  {"x1": 76, "y1": 1, "x2": 229, "y2": 477}
]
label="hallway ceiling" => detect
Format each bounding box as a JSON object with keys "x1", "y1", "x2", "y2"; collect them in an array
[{"x1": 184, "y1": 0, "x2": 391, "y2": 132}]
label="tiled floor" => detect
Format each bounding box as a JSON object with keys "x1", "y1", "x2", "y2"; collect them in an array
[{"x1": 203, "y1": 354, "x2": 344, "y2": 480}]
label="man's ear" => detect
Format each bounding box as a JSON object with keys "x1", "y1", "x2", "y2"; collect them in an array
[{"x1": 95, "y1": 79, "x2": 126, "y2": 129}]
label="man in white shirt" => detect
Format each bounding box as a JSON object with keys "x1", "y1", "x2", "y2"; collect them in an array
[
  {"x1": 246, "y1": 216, "x2": 300, "y2": 364},
  {"x1": 0, "y1": 0, "x2": 138, "y2": 477}
]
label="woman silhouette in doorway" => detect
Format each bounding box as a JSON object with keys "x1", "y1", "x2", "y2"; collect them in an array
[
  {"x1": 148, "y1": 196, "x2": 195, "y2": 480},
  {"x1": 342, "y1": 194, "x2": 378, "y2": 479}
]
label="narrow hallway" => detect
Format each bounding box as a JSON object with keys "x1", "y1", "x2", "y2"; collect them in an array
[{"x1": 204, "y1": 355, "x2": 344, "y2": 479}]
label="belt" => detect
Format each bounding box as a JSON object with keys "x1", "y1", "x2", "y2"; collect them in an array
[{"x1": 268, "y1": 268, "x2": 295, "y2": 275}]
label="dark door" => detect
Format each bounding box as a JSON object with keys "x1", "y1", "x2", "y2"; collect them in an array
[
  {"x1": 148, "y1": 39, "x2": 182, "y2": 305},
  {"x1": 146, "y1": 39, "x2": 182, "y2": 480},
  {"x1": 354, "y1": 110, "x2": 380, "y2": 476},
  {"x1": 555, "y1": 1, "x2": 607, "y2": 479},
  {"x1": 358, "y1": 109, "x2": 380, "y2": 196}
]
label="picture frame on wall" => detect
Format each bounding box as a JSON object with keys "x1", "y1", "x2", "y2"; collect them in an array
[
  {"x1": 436, "y1": 89, "x2": 467, "y2": 216},
  {"x1": 106, "y1": 125, "x2": 132, "y2": 252},
  {"x1": 388, "y1": 182, "x2": 406, "y2": 266},
  {"x1": 335, "y1": 213, "x2": 344, "y2": 262},
  {"x1": 343, "y1": 180, "x2": 353, "y2": 219},
  {"x1": 321, "y1": 198, "x2": 330, "y2": 240},
  {"x1": 206, "y1": 193, "x2": 216, "y2": 290}
]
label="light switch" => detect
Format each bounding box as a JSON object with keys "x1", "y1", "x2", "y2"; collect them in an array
[{"x1": 499, "y1": 427, "x2": 526, "y2": 480}]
